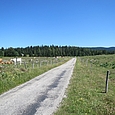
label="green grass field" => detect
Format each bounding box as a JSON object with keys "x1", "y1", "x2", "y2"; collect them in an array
[
  {"x1": 0, "y1": 57, "x2": 70, "y2": 94},
  {"x1": 54, "y1": 55, "x2": 115, "y2": 115}
]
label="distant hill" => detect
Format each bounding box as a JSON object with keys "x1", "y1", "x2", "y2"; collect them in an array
[{"x1": 89, "y1": 47, "x2": 115, "y2": 51}]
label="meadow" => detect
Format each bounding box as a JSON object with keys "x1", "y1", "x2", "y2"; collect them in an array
[
  {"x1": 0, "y1": 57, "x2": 70, "y2": 94},
  {"x1": 54, "y1": 54, "x2": 115, "y2": 115}
]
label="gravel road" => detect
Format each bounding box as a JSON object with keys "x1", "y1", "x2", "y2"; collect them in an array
[{"x1": 0, "y1": 58, "x2": 76, "y2": 115}]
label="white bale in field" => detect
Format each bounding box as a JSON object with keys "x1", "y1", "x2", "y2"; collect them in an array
[{"x1": 10, "y1": 58, "x2": 22, "y2": 65}]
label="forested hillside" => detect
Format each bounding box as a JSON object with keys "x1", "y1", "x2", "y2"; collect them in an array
[
  {"x1": 0, "y1": 45, "x2": 115, "y2": 57},
  {"x1": 90, "y1": 47, "x2": 115, "y2": 51}
]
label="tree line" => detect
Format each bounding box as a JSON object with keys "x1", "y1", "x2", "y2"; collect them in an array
[{"x1": 0, "y1": 45, "x2": 115, "y2": 57}]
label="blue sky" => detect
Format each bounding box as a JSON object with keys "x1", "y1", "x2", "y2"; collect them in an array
[{"x1": 0, "y1": 0, "x2": 115, "y2": 48}]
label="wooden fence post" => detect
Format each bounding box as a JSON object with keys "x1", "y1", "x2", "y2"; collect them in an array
[
  {"x1": 24, "y1": 61, "x2": 27, "y2": 69},
  {"x1": 16, "y1": 56, "x2": 18, "y2": 67},
  {"x1": 32, "y1": 61, "x2": 34, "y2": 69},
  {"x1": 40, "y1": 61, "x2": 41, "y2": 67},
  {"x1": 105, "y1": 70, "x2": 110, "y2": 93}
]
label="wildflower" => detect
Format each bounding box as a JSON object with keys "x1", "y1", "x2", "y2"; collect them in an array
[{"x1": 79, "y1": 98, "x2": 83, "y2": 101}]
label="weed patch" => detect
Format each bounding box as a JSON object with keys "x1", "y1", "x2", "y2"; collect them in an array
[{"x1": 54, "y1": 55, "x2": 115, "y2": 115}]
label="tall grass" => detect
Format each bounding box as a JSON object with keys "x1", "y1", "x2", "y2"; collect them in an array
[{"x1": 54, "y1": 55, "x2": 115, "y2": 115}]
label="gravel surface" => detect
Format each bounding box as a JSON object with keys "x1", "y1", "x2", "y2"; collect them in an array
[{"x1": 0, "y1": 58, "x2": 76, "y2": 115}]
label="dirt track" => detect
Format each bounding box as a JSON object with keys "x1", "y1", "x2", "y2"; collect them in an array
[{"x1": 0, "y1": 58, "x2": 76, "y2": 115}]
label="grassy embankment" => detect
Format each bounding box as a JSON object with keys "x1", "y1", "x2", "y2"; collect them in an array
[
  {"x1": 54, "y1": 55, "x2": 115, "y2": 115},
  {"x1": 0, "y1": 57, "x2": 71, "y2": 95}
]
